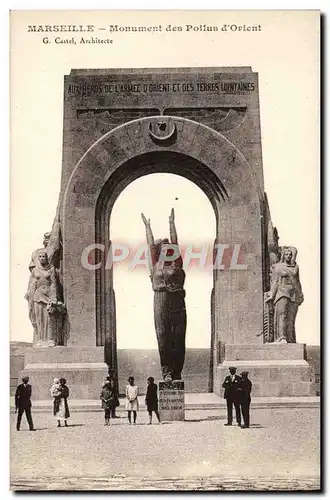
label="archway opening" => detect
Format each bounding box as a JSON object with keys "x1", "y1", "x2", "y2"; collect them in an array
[{"x1": 110, "y1": 173, "x2": 216, "y2": 394}]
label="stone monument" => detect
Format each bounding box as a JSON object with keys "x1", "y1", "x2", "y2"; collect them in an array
[
  {"x1": 20, "y1": 67, "x2": 314, "y2": 399},
  {"x1": 141, "y1": 208, "x2": 186, "y2": 419}
]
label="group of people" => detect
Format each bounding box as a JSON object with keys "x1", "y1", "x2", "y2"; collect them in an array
[
  {"x1": 15, "y1": 369, "x2": 253, "y2": 431},
  {"x1": 100, "y1": 376, "x2": 161, "y2": 425},
  {"x1": 222, "y1": 367, "x2": 252, "y2": 428},
  {"x1": 14, "y1": 374, "x2": 162, "y2": 431}
]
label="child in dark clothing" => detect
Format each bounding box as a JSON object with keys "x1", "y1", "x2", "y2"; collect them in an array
[
  {"x1": 145, "y1": 377, "x2": 161, "y2": 424},
  {"x1": 100, "y1": 381, "x2": 116, "y2": 425}
]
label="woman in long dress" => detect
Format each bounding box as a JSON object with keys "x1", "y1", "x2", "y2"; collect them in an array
[
  {"x1": 265, "y1": 247, "x2": 304, "y2": 343},
  {"x1": 54, "y1": 378, "x2": 70, "y2": 427},
  {"x1": 141, "y1": 208, "x2": 186, "y2": 382},
  {"x1": 125, "y1": 376, "x2": 139, "y2": 425}
]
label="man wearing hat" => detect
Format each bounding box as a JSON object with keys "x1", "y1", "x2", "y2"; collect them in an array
[
  {"x1": 222, "y1": 366, "x2": 242, "y2": 426},
  {"x1": 239, "y1": 371, "x2": 252, "y2": 428}
]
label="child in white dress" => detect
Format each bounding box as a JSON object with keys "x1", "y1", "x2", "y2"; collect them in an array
[{"x1": 125, "y1": 376, "x2": 139, "y2": 424}]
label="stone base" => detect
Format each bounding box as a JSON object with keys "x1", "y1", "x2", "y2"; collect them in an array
[
  {"x1": 214, "y1": 344, "x2": 315, "y2": 398},
  {"x1": 19, "y1": 347, "x2": 108, "y2": 400},
  {"x1": 159, "y1": 380, "x2": 185, "y2": 421}
]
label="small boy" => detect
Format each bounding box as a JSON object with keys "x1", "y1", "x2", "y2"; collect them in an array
[{"x1": 100, "y1": 381, "x2": 115, "y2": 426}]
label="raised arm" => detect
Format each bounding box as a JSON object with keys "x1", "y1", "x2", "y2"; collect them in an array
[
  {"x1": 141, "y1": 213, "x2": 158, "y2": 270},
  {"x1": 169, "y1": 208, "x2": 178, "y2": 244},
  {"x1": 141, "y1": 213, "x2": 155, "y2": 245},
  {"x1": 169, "y1": 208, "x2": 183, "y2": 268}
]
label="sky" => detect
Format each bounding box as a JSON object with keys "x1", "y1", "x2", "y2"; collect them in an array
[{"x1": 10, "y1": 10, "x2": 320, "y2": 347}]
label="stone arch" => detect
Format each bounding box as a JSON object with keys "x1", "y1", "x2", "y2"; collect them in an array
[{"x1": 61, "y1": 117, "x2": 264, "y2": 388}]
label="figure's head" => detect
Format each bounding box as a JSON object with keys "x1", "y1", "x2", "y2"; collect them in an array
[
  {"x1": 53, "y1": 378, "x2": 60, "y2": 385},
  {"x1": 38, "y1": 250, "x2": 49, "y2": 266},
  {"x1": 104, "y1": 381, "x2": 111, "y2": 387},
  {"x1": 147, "y1": 377, "x2": 154, "y2": 385},
  {"x1": 284, "y1": 248, "x2": 293, "y2": 263},
  {"x1": 240, "y1": 371, "x2": 249, "y2": 380},
  {"x1": 280, "y1": 246, "x2": 297, "y2": 265},
  {"x1": 43, "y1": 232, "x2": 51, "y2": 247},
  {"x1": 128, "y1": 376, "x2": 134, "y2": 386},
  {"x1": 22, "y1": 376, "x2": 29, "y2": 384},
  {"x1": 59, "y1": 378, "x2": 66, "y2": 386},
  {"x1": 154, "y1": 238, "x2": 170, "y2": 260},
  {"x1": 229, "y1": 367, "x2": 237, "y2": 375}
]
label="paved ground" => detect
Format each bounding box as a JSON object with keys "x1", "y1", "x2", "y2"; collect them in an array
[{"x1": 10, "y1": 407, "x2": 320, "y2": 491}]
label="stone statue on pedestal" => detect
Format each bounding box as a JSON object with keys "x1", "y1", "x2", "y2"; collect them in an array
[
  {"x1": 28, "y1": 250, "x2": 66, "y2": 347},
  {"x1": 265, "y1": 247, "x2": 304, "y2": 343},
  {"x1": 25, "y1": 232, "x2": 51, "y2": 342},
  {"x1": 25, "y1": 205, "x2": 66, "y2": 346},
  {"x1": 141, "y1": 208, "x2": 186, "y2": 382}
]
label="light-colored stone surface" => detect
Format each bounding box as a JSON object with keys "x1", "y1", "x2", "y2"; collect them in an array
[
  {"x1": 10, "y1": 407, "x2": 320, "y2": 491},
  {"x1": 224, "y1": 343, "x2": 306, "y2": 361}
]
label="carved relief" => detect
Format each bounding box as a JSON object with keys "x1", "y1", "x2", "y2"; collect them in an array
[
  {"x1": 148, "y1": 117, "x2": 177, "y2": 144},
  {"x1": 164, "y1": 106, "x2": 247, "y2": 132}
]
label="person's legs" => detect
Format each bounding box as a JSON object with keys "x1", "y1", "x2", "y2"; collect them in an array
[
  {"x1": 154, "y1": 409, "x2": 161, "y2": 423},
  {"x1": 246, "y1": 402, "x2": 250, "y2": 427},
  {"x1": 16, "y1": 408, "x2": 23, "y2": 430},
  {"x1": 241, "y1": 401, "x2": 247, "y2": 427},
  {"x1": 133, "y1": 411, "x2": 137, "y2": 424},
  {"x1": 105, "y1": 408, "x2": 110, "y2": 425},
  {"x1": 25, "y1": 407, "x2": 34, "y2": 430},
  {"x1": 225, "y1": 398, "x2": 233, "y2": 425},
  {"x1": 127, "y1": 411, "x2": 131, "y2": 424},
  {"x1": 57, "y1": 420, "x2": 61, "y2": 427},
  {"x1": 148, "y1": 410, "x2": 152, "y2": 424},
  {"x1": 234, "y1": 401, "x2": 241, "y2": 426}
]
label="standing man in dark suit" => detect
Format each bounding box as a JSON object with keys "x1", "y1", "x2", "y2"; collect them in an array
[
  {"x1": 239, "y1": 371, "x2": 252, "y2": 428},
  {"x1": 222, "y1": 366, "x2": 242, "y2": 426},
  {"x1": 15, "y1": 376, "x2": 35, "y2": 431}
]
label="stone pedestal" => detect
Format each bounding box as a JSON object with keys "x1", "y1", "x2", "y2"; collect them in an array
[
  {"x1": 214, "y1": 344, "x2": 315, "y2": 398},
  {"x1": 159, "y1": 381, "x2": 185, "y2": 421},
  {"x1": 19, "y1": 347, "x2": 108, "y2": 400}
]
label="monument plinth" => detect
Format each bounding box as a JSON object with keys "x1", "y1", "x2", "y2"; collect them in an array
[
  {"x1": 159, "y1": 381, "x2": 185, "y2": 421},
  {"x1": 20, "y1": 347, "x2": 108, "y2": 400},
  {"x1": 214, "y1": 344, "x2": 315, "y2": 397}
]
